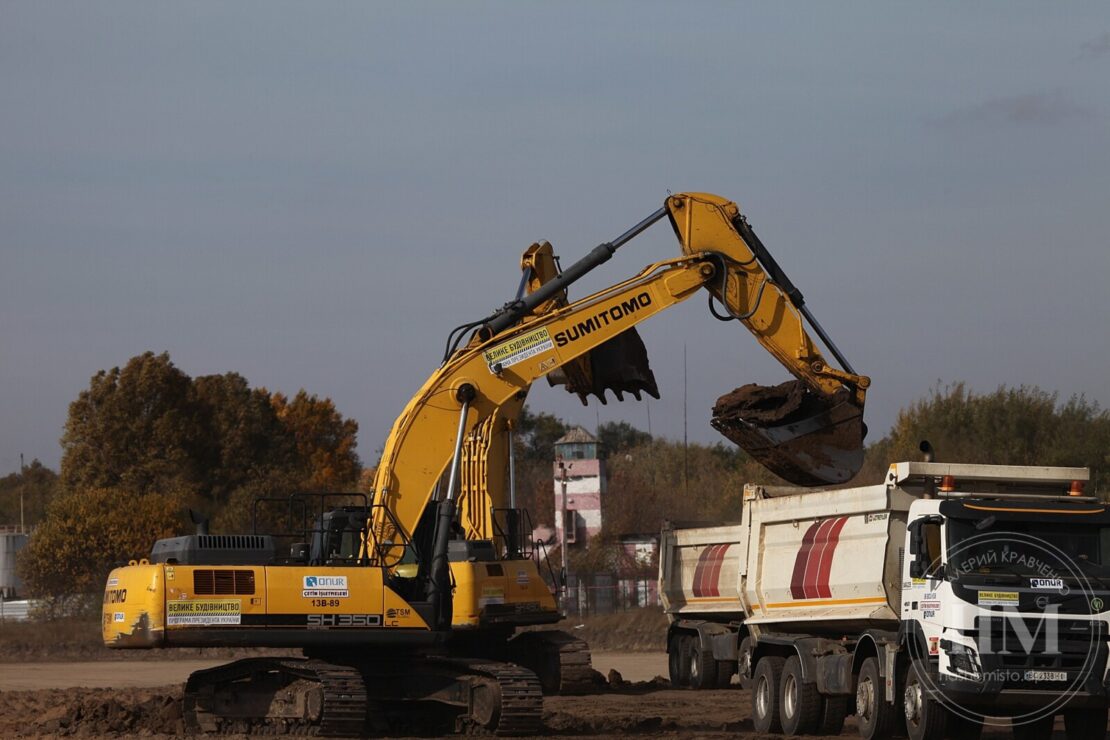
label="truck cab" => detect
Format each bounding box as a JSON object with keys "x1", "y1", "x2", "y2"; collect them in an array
[{"x1": 898, "y1": 464, "x2": 1108, "y2": 736}]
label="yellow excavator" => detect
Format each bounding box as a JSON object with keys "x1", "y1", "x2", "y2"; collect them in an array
[{"x1": 102, "y1": 192, "x2": 870, "y2": 736}]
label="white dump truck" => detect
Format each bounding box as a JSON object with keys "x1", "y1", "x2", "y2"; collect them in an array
[{"x1": 660, "y1": 462, "x2": 1109, "y2": 740}]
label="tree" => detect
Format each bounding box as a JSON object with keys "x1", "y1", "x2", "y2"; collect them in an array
[
  {"x1": 871, "y1": 382, "x2": 1110, "y2": 493},
  {"x1": 0, "y1": 459, "x2": 59, "y2": 527},
  {"x1": 59, "y1": 352, "x2": 362, "y2": 531},
  {"x1": 515, "y1": 407, "x2": 569, "y2": 462},
  {"x1": 60, "y1": 352, "x2": 205, "y2": 496},
  {"x1": 510, "y1": 406, "x2": 570, "y2": 524},
  {"x1": 18, "y1": 487, "x2": 183, "y2": 617},
  {"x1": 596, "y1": 420, "x2": 651, "y2": 457},
  {"x1": 271, "y1": 391, "x2": 360, "y2": 490}
]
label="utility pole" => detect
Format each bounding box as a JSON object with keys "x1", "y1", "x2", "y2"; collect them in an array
[
  {"x1": 557, "y1": 460, "x2": 571, "y2": 613},
  {"x1": 683, "y1": 345, "x2": 689, "y2": 496},
  {"x1": 19, "y1": 453, "x2": 25, "y2": 534}
]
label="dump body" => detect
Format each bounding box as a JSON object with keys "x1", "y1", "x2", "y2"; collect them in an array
[{"x1": 661, "y1": 482, "x2": 913, "y2": 635}]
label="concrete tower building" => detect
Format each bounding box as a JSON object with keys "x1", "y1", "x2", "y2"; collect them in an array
[{"x1": 553, "y1": 426, "x2": 605, "y2": 546}]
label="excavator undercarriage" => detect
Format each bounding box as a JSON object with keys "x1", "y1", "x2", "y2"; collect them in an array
[{"x1": 183, "y1": 654, "x2": 544, "y2": 737}]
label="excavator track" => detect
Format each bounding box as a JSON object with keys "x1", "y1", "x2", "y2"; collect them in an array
[
  {"x1": 442, "y1": 658, "x2": 544, "y2": 736},
  {"x1": 509, "y1": 630, "x2": 595, "y2": 695},
  {"x1": 183, "y1": 657, "x2": 366, "y2": 737},
  {"x1": 183, "y1": 655, "x2": 541, "y2": 737}
]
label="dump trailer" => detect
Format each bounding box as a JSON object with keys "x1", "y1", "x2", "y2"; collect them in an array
[{"x1": 660, "y1": 462, "x2": 1110, "y2": 740}]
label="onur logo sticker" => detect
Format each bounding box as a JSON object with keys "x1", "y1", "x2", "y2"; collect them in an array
[
  {"x1": 303, "y1": 575, "x2": 349, "y2": 598},
  {"x1": 909, "y1": 532, "x2": 1102, "y2": 730}
]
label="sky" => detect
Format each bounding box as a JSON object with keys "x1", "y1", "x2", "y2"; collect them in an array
[{"x1": 2, "y1": 3, "x2": 1109, "y2": 473}]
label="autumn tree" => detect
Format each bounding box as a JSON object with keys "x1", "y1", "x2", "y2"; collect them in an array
[
  {"x1": 510, "y1": 407, "x2": 569, "y2": 525},
  {"x1": 271, "y1": 391, "x2": 360, "y2": 490},
  {"x1": 58, "y1": 352, "x2": 361, "y2": 526},
  {"x1": 0, "y1": 459, "x2": 59, "y2": 527},
  {"x1": 18, "y1": 487, "x2": 183, "y2": 617},
  {"x1": 867, "y1": 382, "x2": 1110, "y2": 493},
  {"x1": 192, "y1": 372, "x2": 297, "y2": 503},
  {"x1": 596, "y1": 420, "x2": 652, "y2": 457},
  {"x1": 60, "y1": 352, "x2": 205, "y2": 496}
]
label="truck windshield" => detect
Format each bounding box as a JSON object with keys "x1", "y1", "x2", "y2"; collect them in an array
[{"x1": 947, "y1": 518, "x2": 1110, "y2": 576}]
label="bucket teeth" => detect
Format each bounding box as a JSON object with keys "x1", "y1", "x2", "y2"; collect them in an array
[{"x1": 547, "y1": 328, "x2": 660, "y2": 405}]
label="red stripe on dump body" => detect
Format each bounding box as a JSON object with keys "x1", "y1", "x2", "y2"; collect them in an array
[
  {"x1": 692, "y1": 544, "x2": 729, "y2": 598},
  {"x1": 791, "y1": 516, "x2": 849, "y2": 600},
  {"x1": 703, "y1": 544, "x2": 728, "y2": 597},
  {"x1": 814, "y1": 517, "x2": 849, "y2": 598},
  {"x1": 802, "y1": 518, "x2": 836, "y2": 598},
  {"x1": 790, "y1": 521, "x2": 823, "y2": 599}
]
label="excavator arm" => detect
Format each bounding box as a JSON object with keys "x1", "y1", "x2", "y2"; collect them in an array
[{"x1": 365, "y1": 191, "x2": 870, "y2": 573}]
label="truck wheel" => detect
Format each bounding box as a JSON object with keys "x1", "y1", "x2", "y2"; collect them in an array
[
  {"x1": 817, "y1": 695, "x2": 849, "y2": 735},
  {"x1": 781, "y1": 655, "x2": 822, "y2": 736},
  {"x1": 737, "y1": 637, "x2": 754, "y2": 688},
  {"x1": 903, "y1": 658, "x2": 947, "y2": 740},
  {"x1": 1012, "y1": 714, "x2": 1055, "y2": 740},
  {"x1": 1064, "y1": 708, "x2": 1107, "y2": 740},
  {"x1": 856, "y1": 657, "x2": 897, "y2": 740},
  {"x1": 752, "y1": 656, "x2": 786, "y2": 734},
  {"x1": 668, "y1": 635, "x2": 689, "y2": 688},
  {"x1": 689, "y1": 640, "x2": 718, "y2": 690},
  {"x1": 717, "y1": 659, "x2": 735, "y2": 688}
]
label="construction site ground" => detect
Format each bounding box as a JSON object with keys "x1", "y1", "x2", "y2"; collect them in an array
[{"x1": 0, "y1": 612, "x2": 1047, "y2": 737}]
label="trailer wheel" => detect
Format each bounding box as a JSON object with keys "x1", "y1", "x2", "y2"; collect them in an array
[
  {"x1": 902, "y1": 659, "x2": 947, "y2": 740},
  {"x1": 668, "y1": 635, "x2": 689, "y2": 688},
  {"x1": 752, "y1": 656, "x2": 786, "y2": 734},
  {"x1": 817, "y1": 695, "x2": 848, "y2": 735},
  {"x1": 1012, "y1": 714, "x2": 1055, "y2": 740},
  {"x1": 689, "y1": 640, "x2": 718, "y2": 690},
  {"x1": 1064, "y1": 708, "x2": 1107, "y2": 740},
  {"x1": 856, "y1": 657, "x2": 897, "y2": 740},
  {"x1": 781, "y1": 655, "x2": 822, "y2": 736}
]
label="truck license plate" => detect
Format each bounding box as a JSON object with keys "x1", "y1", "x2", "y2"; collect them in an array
[{"x1": 1024, "y1": 670, "x2": 1067, "y2": 682}]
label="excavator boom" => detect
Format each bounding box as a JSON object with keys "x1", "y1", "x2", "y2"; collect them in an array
[{"x1": 665, "y1": 192, "x2": 869, "y2": 484}]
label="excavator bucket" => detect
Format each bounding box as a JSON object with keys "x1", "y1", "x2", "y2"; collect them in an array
[
  {"x1": 547, "y1": 327, "x2": 661, "y2": 405},
  {"x1": 712, "y1": 380, "x2": 866, "y2": 486}
]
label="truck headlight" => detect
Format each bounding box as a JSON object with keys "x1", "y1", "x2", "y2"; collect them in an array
[{"x1": 943, "y1": 640, "x2": 982, "y2": 681}]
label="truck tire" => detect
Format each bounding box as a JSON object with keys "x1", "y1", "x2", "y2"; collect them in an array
[
  {"x1": 856, "y1": 657, "x2": 897, "y2": 740},
  {"x1": 780, "y1": 655, "x2": 822, "y2": 736},
  {"x1": 753, "y1": 656, "x2": 786, "y2": 734},
  {"x1": 1064, "y1": 708, "x2": 1107, "y2": 740},
  {"x1": 1012, "y1": 714, "x2": 1055, "y2": 740},
  {"x1": 817, "y1": 695, "x2": 849, "y2": 735},
  {"x1": 668, "y1": 635, "x2": 690, "y2": 688},
  {"x1": 689, "y1": 640, "x2": 718, "y2": 690},
  {"x1": 717, "y1": 659, "x2": 735, "y2": 688},
  {"x1": 903, "y1": 659, "x2": 947, "y2": 740}
]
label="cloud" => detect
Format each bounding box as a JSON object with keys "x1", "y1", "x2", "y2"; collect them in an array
[
  {"x1": 1079, "y1": 32, "x2": 1110, "y2": 60},
  {"x1": 936, "y1": 90, "x2": 1096, "y2": 128}
]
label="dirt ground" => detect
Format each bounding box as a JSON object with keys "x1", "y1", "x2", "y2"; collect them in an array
[
  {"x1": 0, "y1": 653, "x2": 1038, "y2": 739},
  {"x1": 0, "y1": 617, "x2": 1066, "y2": 738},
  {"x1": 0, "y1": 656, "x2": 749, "y2": 738}
]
